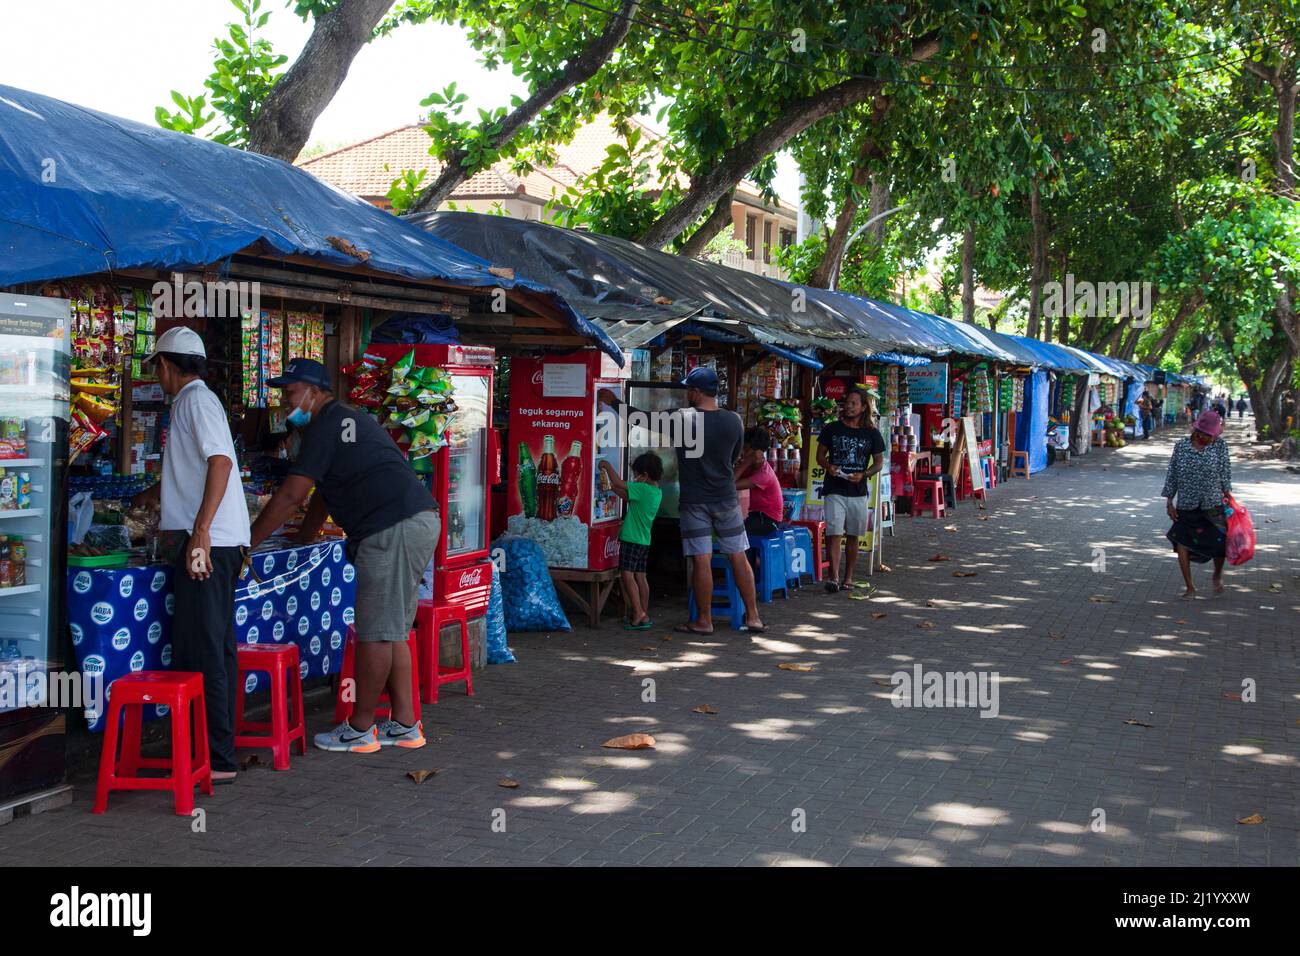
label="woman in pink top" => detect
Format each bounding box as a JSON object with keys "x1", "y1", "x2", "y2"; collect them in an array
[{"x1": 735, "y1": 426, "x2": 785, "y2": 539}]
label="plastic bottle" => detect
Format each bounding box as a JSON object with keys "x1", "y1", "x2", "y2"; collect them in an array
[
  {"x1": 517, "y1": 442, "x2": 538, "y2": 518},
  {"x1": 0, "y1": 535, "x2": 10, "y2": 588},
  {"x1": 9, "y1": 536, "x2": 23, "y2": 587},
  {"x1": 556, "y1": 440, "x2": 583, "y2": 519}
]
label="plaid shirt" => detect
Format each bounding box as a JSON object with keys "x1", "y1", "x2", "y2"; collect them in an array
[{"x1": 1161, "y1": 437, "x2": 1232, "y2": 511}]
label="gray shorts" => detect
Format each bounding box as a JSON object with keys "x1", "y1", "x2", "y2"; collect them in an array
[
  {"x1": 353, "y1": 510, "x2": 440, "y2": 642},
  {"x1": 679, "y1": 500, "x2": 748, "y2": 556},
  {"x1": 824, "y1": 494, "x2": 869, "y2": 537}
]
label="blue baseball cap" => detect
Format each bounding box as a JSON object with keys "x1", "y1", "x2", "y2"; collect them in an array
[
  {"x1": 681, "y1": 366, "x2": 719, "y2": 395},
  {"x1": 268, "y1": 357, "x2": 333, "y2": 390}
]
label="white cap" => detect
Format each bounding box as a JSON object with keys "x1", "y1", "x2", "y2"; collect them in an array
[{"x1": 144, "y1": 326, "x2": 206, "y2": 363}]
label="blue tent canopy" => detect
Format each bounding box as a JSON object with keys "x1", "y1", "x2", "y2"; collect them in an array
[{"x1": 0, "y1": 84, "x2": 619, "y2": 361}]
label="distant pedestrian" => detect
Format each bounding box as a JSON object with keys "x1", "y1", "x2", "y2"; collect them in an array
[
  {"x1": 1236, "y1": 396, "x2": 1247, "y2": 418},
  {"x1": 817, "y1": 387, "x2": 886, "y2": 593},
  {"x1": 1163, "y1": 410, "x2": 1232, "y2": 599}
]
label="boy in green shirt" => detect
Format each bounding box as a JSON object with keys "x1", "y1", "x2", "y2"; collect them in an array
[{"x1": 599, "y1": 453, "x2": 663, "y2": 630}]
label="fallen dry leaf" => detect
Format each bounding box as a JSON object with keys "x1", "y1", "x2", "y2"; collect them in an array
[
  {"x1": 602, "y1": 733, "x2": 656, "y2": 750},
  {"x1": 1222, "y1": 693, "x2": 1243, "y2": 701},
  {"x1": 692, "y1": 704, "x2": 718, "y2": 715},
  {"x1": 777, "y1": 662, "x2": 814, "y2": 672},
  {"x1": 1089, "y1": 595, "x2": 1115, "y2": 603},
  {"x1": 878, "y1": 563, "x2": 893, "y2": 572},
  {"x1": 1048, "y1": 631, "x2": 1064, "y2": 640},
  {"x1": 944, "y1": 525, "x2": 958, "y2": 532},
  {"x1": 407, "y1": 769, "x2": 439, "y2": 784},
  {"x1": 487, "y1": 265, "x2": 515, "y2": 280},
  {"x1": 660, "y1": 634, "x2": 673, "y2": 641},
  {"x1": 497, "y1": 778, "x2": 520, "y2": 789},
  {"x1": 872, "y1": 679, "x2": 895, "y2": 687},
  {"x1": 1058, "y1": 658, "x2": 1073, "y2": 665},
  {"x1": 917, "y1": 620, "x2": 936, "y2": 629},
  {"x1": 871, "y1": 612, "x2": 888, "y2": 620},
  {"x1": 1268, "y1": 583, "x2": 1283, "y2": 592},
  {"x1": 1175, "y1": 619, "x2": 1187, "y2": 625},
  {"x1": 1237, "y1": 813, "x2": 1265, "y2": 825},
  {"x1": 953, "y1": 570, "x2": 978, "y2": 578},
  {"x1": 978, "y1": 515, "x2": 990, "y2": 521},
  {"x1": 326, "y1": 235, "x2": 371, "y2": 261},
  {"x1": 929, "y1": 554, "x2": 951, "y2": 562},
  {"x1": 1122, "y1": 719, "x2": 1153, "y2": 728},
  {"x1": 640, "y1": 645, "x2": 657, "y2": 651}
]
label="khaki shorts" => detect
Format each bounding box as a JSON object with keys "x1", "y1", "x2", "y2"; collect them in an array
[
  {"x1": 824, "y1": 494, "x2": 869, "y2": 537},
  {"x1": 353, "y1": 510, "x2": 440, "y2": 642}
]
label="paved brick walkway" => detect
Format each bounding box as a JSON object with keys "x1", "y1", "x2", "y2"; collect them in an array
[{"x1": 4, "y1": 416, "x2": 1297, "y2": 866}]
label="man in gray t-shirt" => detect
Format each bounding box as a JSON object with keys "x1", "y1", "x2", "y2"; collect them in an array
[{"x1": 672, "y1": 368, "x2": 764, "y2": 635}]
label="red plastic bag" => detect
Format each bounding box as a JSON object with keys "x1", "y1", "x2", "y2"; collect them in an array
[{"x1": 1224, "y1": 493, "x2": 1255, "y2": 566}]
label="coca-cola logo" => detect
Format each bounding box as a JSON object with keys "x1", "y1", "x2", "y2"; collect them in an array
[
  {"x1": 537, "y1": 473, "x2": 559, "y2": 485},
  {"x1": 604, "y1": 537, "x2": 620, "y2": 558},
  {"x1": 458, "y1": 567, "x2": 484, "y2": 589},
  {"x1": 531, "y1": 369, "x2": 543, "y2": 386}
]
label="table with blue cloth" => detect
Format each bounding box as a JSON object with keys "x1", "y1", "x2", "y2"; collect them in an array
[{"x1": 67, "y1": 541, "x2": 355, "y2": 731}]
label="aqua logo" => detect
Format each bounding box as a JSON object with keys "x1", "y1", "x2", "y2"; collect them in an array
[
  {"x1": 90, "y1": 602, "x2": 114, "y2": 625},
  {"x1": 245, "y1": 673, "x2": 258, "y2": 694},
  {"x1": 274, "y1": 577, "x2": 287, "y2": 595},
  {"x1": 155, "y1": 703, "x2": 169, "y2": 718},
  {"x1": 235, "y1": 604, "x2": 248, "y2": 626},
  {"x1": 147, "y1": 621, "x2": 163, "y2": 644},
  {"x1": 261, "y1": 600, "x2": 273, "y2": 621},
  {"x1": 330, "y1": 630, "x2": 342, "y2": 650},
  {"x1": 310, "y1": 591, "x2": 321, "y2": 612},
  {"x1": 331, "y1": 587, "x2": 342, "y2": 607},
  {"x1": 321, "y1": 610, "x2": 331, "y2": 630},
  {"x1": 73, "y1": 571, "x2": 92, "y2": 594},
  {"x1": 248, "y1": 581, "x2": 261, "y2": 599},
  {"x1": 70, "y1": 623, "x2": 83, "y2": 646},
  {"x1": 133, "y1": 598, "x2": 149, "y2": 622},
  {"x1": 299, "y1": 573, "x2": 310, "y2": 592},
  {"x1": 246, "y1": 626, "x2": 259, "y2": 644},
  {"x1": 309, "y1": 635, "x2": 321, "y2": 655},
  {"x1": 160, "y1": 644, "x2": 172, "y2": 667},
  {"x1": 333, "y1": 544, "x2": 343, "y2": 562},
  {"x1": 321, "y1": 655, "x2": 330, "y2": 674},
  {"x1": 286, "y1": 595, "x2": 298, "y2": 616},
  {"x1": 286, "y1": 551, "x2": 298, "y2": 571},
  {"x1": 82, "y1": 654, "x2": 106, "y2": 674},
  {"x1": 111, "y1": 628, "x2": 131, "y2": 651},
  {"x1": 298, "y1": 616, "x2": 310, "y2": 636},
  {"x1": 342, "y1": 564, "x2": 355, "y2": 583},
  {"x1": 342, "y1": 607, "x2": 355, "y2": 625},
  {"x1": 263, "y1": 556, "x2": 274, "y2": 576},
  {"x1": 164, "y1": 593, "x2": 175, "y2": 615},
  {"x1": 129, "y1": 651, "x2": 145, "y2": 672},
  {"x1": 321, "y1": 567, "x2": 331, "y2": 587},
  {"x1": 119, "y1": 576, "x2": 133, "y2": 599},
  {"x1": 151, "y1": 570, "x2": 167, "y2": 592},
  {"x1": 272, "y1": 621, "x2": 285, "y2": 641},
  {"x1": 299, "y1": 660, "x2": 310, "y2": 680}
]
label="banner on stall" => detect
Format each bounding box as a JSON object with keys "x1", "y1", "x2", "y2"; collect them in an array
[{"x1": 906, "y1": 362, "x2": 949, "y2": 404}]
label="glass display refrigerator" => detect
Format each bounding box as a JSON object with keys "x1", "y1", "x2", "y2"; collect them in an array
[
  {"x1": 506, "y1": 352, "x2": 629, "y2": 570},
  {"x1": 0, "y1": 293, "x2": 70, "y2": 804},
  {"x1": 624, "y1": 381, "x2": 687, "y2": 519},
  {"x1": 363, "y1": 344, "x2": 495, "y2": 616}
]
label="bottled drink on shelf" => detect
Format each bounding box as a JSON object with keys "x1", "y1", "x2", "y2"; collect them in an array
[{"x1": 517, "y1": 442, "x2": 538, "y2": 518}]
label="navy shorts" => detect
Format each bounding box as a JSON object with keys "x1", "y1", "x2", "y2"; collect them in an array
[{"x1": 619, "y1": 541, "x2": 650, "y2": 573}]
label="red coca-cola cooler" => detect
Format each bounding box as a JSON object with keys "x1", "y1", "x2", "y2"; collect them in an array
[
  {"x1": 507, "y1": 351, "x2": 630, "y2": 570},
  {"x1": 362, "y1": 343, "x2": 495, "y2": 615}
]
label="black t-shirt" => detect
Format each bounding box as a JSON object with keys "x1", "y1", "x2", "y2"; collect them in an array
[
  {"x1": 289, "y1": 400, "x2": 436, "y2": 546},
  {"x1": 674, "y1": 407, "x2": 744, "y2": 506},
  {"x1": 818, "y1": 420, "x2": 886, "y2": 498}
]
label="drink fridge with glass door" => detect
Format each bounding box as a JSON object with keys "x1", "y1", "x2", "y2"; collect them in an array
[
  {"x1": 507, "y1": 351, "x2": 629, "y2": 571},
  {"x1": 363, "y1": 344, "x2": 495, "y2": 616},
  {"x1": 0, "y1": 293, "x2": 70, "y2": 804}
]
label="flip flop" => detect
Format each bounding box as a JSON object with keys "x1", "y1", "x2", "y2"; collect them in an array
[
  {"x1": 624, "y1": 619, "x2": 653, "y2": 630},
  {"x1": 740, "y1": 623, "x2": 768, "y2": 633},
  {"x1": 674, "y1": 623, "x2": 715, "y2": 635}
]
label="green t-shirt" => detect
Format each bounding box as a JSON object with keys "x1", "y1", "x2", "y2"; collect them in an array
[{"x1": 621, "y1": 481, "x2": 662, "y2": 546}]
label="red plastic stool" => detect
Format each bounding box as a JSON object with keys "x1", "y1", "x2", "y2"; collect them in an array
[
  {"x1": 234, "y1": 643, "x2": 306, "y2": 771},
  {"x1": 415, "y1": 599, "x2": 474, "y2": 704},
  {"x1": 333, "y1": 627, "x2": 421, "y2": 724},
  {"x1": 911, "y1": 478, "x2": 947, "y2": 518},
  {"x1": 790, "y1": 519, "x2": 830, "y2": 582},
  {"x1": 92, "y1": 671, "x2": 212, "y2": 816},
  {"x1": 957, "y1": 458, "x2": 988, "y2": 504}
]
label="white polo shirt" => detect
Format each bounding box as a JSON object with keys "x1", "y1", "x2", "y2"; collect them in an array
[{"x1": 159, "y1": 379, "x2": 251, "y2": 547}]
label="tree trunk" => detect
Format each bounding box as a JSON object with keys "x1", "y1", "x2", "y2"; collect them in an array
[
  {"x1": 1026, "y1": 181, "x2": 1045, "y2": 339},
  {"x1": 1057, "y1": 252, "x2": 1069, "y2": 343},
  {"x1": 247, "y1": 0, "x2": 398, "y2": 161},
  {"x1": 1141, "y1": 291, "x2": 1203, "y2": 365},
  {"x1": 678, "y1": 186, "x2": 737, "y2": 259},
  {"x1": 636, "y1": 36, "x2": 940, "y2": 249},
  {"x1": 1091, "y1": 317, "x2": 1126, "y2": 355},
  {"x1": 809, "y1": 138, "x2": 880, "y2": 288},
  {"x1": 960, "y1": 224, "x2": 976, "y2": 323},
  {"x1": 408, "y1": 0, "x2": 639, "y2": 214}
]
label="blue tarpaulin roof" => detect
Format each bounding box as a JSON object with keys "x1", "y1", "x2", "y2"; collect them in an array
[{"x1": 0, "y1": 84, "x2": 620, "y2": 361}]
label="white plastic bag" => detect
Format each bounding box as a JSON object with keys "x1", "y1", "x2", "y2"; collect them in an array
[{"x1": 69, "y1": 492, "x2": 94, "y2": 545}]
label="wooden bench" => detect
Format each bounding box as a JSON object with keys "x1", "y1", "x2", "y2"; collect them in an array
[{"x1": 549, "y1": 567, "x2": 621, "y2": 628}]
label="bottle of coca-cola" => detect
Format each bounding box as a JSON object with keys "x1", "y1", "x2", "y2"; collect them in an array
[
  {"x1": 557, "y1": 440, "x2": 583, "y2": 518},
  {"x1": 536, "y1": 435, "x2": 559, "y2": 521}
]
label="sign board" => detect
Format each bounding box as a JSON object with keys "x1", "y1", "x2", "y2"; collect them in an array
[
  {"x1": 542, "y1": 362, "x2": 588, "y2": 398},
  {"x1": 906, "y1": 362, "x2": 949, "y2": 404},
  {"x1": 961, "y1": 416, "x2": 986, "y2": 497}
]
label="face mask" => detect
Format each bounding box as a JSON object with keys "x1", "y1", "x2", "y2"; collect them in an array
[{"x1": 287, "y1": 401, "x2": 312, "y2": 428}]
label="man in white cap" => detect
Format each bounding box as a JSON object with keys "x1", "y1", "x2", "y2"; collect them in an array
[{"x1": 133, "y1": 326, "x2": 250, "y2": 783}]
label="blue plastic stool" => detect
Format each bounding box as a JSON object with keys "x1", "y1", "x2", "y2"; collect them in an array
[
  {"x1": 687, "y1": 553, "x2": 746, "y2": 628},
  {"x1": 781, "y1": 530, "x2": 802, "y2": 590},
  {"x1": 787, "y1": 526, "x2": 813, "y2": 585},
  {"x1": 748, "y1": 532, "x2": 789, "y2": 603}
]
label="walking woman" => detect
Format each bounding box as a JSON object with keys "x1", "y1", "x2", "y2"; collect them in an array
[{"x1": 1162, "y1": 410, "x2": 1232, "y2": 598}]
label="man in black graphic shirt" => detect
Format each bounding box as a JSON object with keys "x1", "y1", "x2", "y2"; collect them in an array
[{"x1": 816, "y1": 388, "x2": 886, "y2": 593}]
